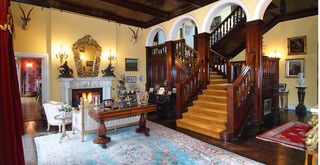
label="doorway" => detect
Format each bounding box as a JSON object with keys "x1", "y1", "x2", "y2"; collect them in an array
[{"x1": 15, "y1": 52, "x2": 50, "y2": 122}]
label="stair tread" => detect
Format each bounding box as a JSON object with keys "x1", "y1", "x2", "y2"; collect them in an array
[
  {"x1": 194, "y1": 100, "x2": 227, "y2": 106},
  {"x1": 198, "y1": 94, "x2": 227, "y2": 98},
  {"x1": 184, "y1": 112, "x2": 226, "y2": 123},
  {"x1": 207, "y1": 83, "x2": 231, "y2": 86},
  {"x1": 188, "y1": 106, "x2": 227, "y2": 114},
  {"x1": 177, "y1": 118, "x2": 225, "y2": 131}
]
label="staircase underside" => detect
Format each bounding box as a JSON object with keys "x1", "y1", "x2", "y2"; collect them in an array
[{"x1": 177, "y1": 71, "x2": 231, "y2": 139}]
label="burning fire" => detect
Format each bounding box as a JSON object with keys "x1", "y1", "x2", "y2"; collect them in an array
[{"x1": 82, "y1": 92, "x2": 93, "y2": 103}]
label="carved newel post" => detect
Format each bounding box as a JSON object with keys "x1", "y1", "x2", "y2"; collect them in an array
[{"x1": 295, "y1": 73, "x2": 306, "y2": 114}]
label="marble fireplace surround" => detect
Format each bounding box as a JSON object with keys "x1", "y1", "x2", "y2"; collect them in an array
[{"x1": 59, "y1": 77, "x2": 115, "y2": 106}]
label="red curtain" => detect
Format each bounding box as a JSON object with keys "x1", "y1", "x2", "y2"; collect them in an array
[{"x1": 0, "y1": 0, "x2": 25, "y2": 164}]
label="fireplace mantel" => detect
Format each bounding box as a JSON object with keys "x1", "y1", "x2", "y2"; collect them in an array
[{"x1": 59, "y1": 77, "x2": 115, "y2": 106}]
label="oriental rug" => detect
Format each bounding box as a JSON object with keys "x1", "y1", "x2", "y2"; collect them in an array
[
  {"x1": 35, "y1": 121, "x2": 263, "y2": 165},
  {"x1": 257, "y1": 121, "x2": 312, "y2": 151}
]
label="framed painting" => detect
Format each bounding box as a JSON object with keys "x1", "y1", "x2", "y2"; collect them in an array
[
  {"x1": 125, "y1": 58, "x2": 138, "y2": 71},
  {"x1": 126, "y1": 76, "x2": 137, "y2": 83},
  {"x1": 285, "y1": 59, "x2": 304, "y2": 78},
  {"x1": 288, "y1": 36, "x2": 307, "y2": 55}
]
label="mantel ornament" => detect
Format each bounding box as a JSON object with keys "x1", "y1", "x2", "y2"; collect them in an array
[
  {"x1": 58, "y1": 61, "x2": 73, "y2": 78},
  {"x1": 72, "y1": 35, "x2": 101, "y2": 77}
]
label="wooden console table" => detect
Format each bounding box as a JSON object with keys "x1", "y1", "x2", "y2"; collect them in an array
[{"x1": 88, "y1": 104, "x2": 156, "y2": 148}]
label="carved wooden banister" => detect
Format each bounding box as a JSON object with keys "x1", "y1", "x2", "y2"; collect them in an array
[
  {"x1": 210, "y1": 49, "x2": 229, "y2": 77},
  {"x1": 230, "y1": 60, "x2": 246, "y2": 82},
  {"x1": 174, "y1": 39, "x2": 198, "y2": 70},
  {"x1": 224, "y1": 65, "x2": 254, "y2": 140},
  {"x1": 150, "y1": 43, "x2": 167, "y2": 56},
  {"x1": 176, "y1": 60, "x2": 203, "y2": 119},
  {"x1": 210, "y1": 6, "x2": 246, "y2": 46}
]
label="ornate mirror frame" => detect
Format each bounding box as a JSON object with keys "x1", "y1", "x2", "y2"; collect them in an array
[{"x1": 72, "y1": 35, "x2": 102, "y2": 77}]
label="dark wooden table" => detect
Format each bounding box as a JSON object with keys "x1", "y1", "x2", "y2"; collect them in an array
[{"x1": 88, "y1": 104, "x2": 156, "y2": 148}]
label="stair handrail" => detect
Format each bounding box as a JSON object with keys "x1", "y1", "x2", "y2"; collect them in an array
[
  {"x1": 210, "y1": 6, "x2": 246, "y2": 46},
  {"x1": 225, "y1": 65, "x2": 254, "y2": 140},
  {"x1": 176, "y1": 59, "x2": 204, "y2": 119},
  {"x1": 230, "y1": 60, "x2": 246, "y2": 82},
  {"x1": 174, "y1": 39, "x2": 198, "y2": 70}
]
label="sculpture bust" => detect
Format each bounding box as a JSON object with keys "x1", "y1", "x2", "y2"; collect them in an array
[{"x1": 297, "y1": 73, "x2": 306, "y2": 87}]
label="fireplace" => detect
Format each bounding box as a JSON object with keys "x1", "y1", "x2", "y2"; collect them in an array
[
  {"x1": 59, "y1": 77, "x2": 114, "y2": 106},
  {"x1": 72, "y1": 88, "x2": 103, "y2": 107}
]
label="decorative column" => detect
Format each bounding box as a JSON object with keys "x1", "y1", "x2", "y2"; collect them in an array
[
  {"x1": 295, "y1": 87, "x2": 307, "y2": 114},
  {"x1": 196, "y1": 32, "x2": 210, "y2": 87},
  {"x1": 165, "y1": 41, "x2": 175, "y2": 90},
  {"x1": 245, "y1": 20, "x2": 264, "y2": 125}
]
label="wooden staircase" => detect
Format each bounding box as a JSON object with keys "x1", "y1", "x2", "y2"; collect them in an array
[{"x1": 177, "y1": 71, "x2": 230, "y2": 139}]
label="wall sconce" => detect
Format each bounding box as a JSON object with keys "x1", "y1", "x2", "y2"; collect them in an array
[
  {"x1": 56, "y1": 45, "x2": 68, "y2": 64},
  {"x1": 26, "y1": 62, "x2": 33, "y2": 68},
  {"x1": 101, "y1": 49, "x2": 117, "y2": 77},
  {"x1": 269, "y1": 50, "x2": 281, "y2": 58}
]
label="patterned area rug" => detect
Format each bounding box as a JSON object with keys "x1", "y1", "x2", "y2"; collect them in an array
[
  {"x1": 35, "y1": 121, "x2": 263, "y2": 165},
  {"x1": 257, "y1": 121, "x2": 312, "y2": 150}
]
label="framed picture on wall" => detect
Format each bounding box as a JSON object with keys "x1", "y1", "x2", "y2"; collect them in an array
[
  {"x1": 285, "y1": 58, "x2": 304, "y2": 78},
  {"x1": 288, "y1": 36, "x2": 307, "y2": 55},
  {"x1": 125, "y1": 58, "x2": 138, "y2": 71},
  {"x1": 126, "y1": 76, "x2": 137, "y2": 83}
]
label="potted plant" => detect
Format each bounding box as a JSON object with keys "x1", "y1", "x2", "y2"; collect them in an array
[{"x1": 58, "y1": 104, "x2": 73, "y2": 116}]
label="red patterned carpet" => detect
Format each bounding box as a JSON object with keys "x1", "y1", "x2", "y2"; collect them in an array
[{"x1": 257, "y1": 121, "x2": 312, "y2": 150}]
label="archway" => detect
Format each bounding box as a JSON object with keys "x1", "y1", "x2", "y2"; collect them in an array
[
  {"x1": 169, "y1": 15, "x2": 199, "y2": 42},
  {"x1": 145, "y1": 25, "x2": 167, "y2": 47},
  {"x1": 202, "y1": 0, "x2": 250, "y2": 33},
  {"x1": 253, "y1": 0, "x2": 273, "y2": 21}
]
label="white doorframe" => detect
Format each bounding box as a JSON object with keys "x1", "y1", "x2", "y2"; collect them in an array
[{"x1": 15, "y1": 52, "x2": 50, "y2": 103}]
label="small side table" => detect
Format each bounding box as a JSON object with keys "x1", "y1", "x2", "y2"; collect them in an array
[
  {"x1": 279, "y1": 91, "x2": 289, "y2": 110},
  {"x1": 54, "y1": 113, "x2": 72, "y2": 143}
]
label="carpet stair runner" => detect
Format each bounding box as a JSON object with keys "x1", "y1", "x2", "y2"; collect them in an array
[{"x1": 177, "y1": 71, "x2": 231, "y2": 139}]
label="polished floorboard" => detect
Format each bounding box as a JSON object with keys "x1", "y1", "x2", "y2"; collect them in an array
[
  {"x1": 22, "y1": 107, "x2": 311, "y2": 165},
  {"x1": 21, "y1": 97, "x2": 42, "y2": 122}
]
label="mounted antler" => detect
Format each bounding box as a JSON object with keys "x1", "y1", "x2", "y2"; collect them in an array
[
  {"x1": 19, "y1": 4, "x2": 33, "y2": 30},
  {"x1": 128, "y1": 26, "x2": 139, "y2": 44}
]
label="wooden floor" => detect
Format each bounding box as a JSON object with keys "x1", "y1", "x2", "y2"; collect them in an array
[{"x1": 22, "y1": 106, "x2": 311, "y2": 165}]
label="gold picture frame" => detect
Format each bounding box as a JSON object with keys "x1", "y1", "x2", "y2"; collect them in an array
[{"x1": 288, "y1": 36, "x2": 307, "y2": 55}]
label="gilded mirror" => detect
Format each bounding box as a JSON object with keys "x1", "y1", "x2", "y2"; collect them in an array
[{"x1": 72, "y1": 35, "x2": 101, "y2": 77}]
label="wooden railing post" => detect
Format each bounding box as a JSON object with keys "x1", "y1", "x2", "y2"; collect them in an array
[
  {"x1": 196, "y1": 33, "x2": 210, "y2": 88},
  {"x1": 226, "y1": 58, "x2": 231, "y2": 83},
  {"x1": 165, "y1": 41, "x2": 175, "y2": 90},
  {"x1": 145, "y1": 46, "x2": 152, "y2": 90},
  {"x1": 245, "y1": 20, "x2": 264, "y2": 125}
]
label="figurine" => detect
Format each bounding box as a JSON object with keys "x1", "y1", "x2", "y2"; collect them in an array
[
  {"x1": 57, "y1": 61, "x2": 73, "y2": 78},
  {"x1": 101, "y1": 63, "x2": 115, "y2": 77}
]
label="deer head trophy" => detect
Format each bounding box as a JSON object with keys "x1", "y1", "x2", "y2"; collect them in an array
[
  {"x1": 19, "y1": 4, "x2": 33, "y2": 30},
  {"x1": 128, "y1": 26, "x2": 139, "y2": 44}
]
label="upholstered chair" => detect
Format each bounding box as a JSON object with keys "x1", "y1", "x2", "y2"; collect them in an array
[{"x1": 43, "y1": 101, "x2": 72, "y2": 132}]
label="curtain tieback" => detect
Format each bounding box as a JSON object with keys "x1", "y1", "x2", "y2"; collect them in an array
[{"x1": 0, "y1": 23, "x2": 8, "y2": 31}]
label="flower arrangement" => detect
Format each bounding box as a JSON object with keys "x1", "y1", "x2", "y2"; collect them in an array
[{"x1": 58, "y1": 104, "x2": 73, "y2": 113}]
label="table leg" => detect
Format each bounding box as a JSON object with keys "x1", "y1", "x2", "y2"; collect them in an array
[
  {"x1": 136, "y1": 113, "x2": 150, "y2": 136},
  {"x1": 93, "y1": 120, "x2": 111, "y2": 148}
]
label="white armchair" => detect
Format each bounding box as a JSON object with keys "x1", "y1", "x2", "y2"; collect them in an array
[
  {"x1": 72, "y1": 104, "x2": 140, "y2": 142},
  {"x1": 43, "y1": 101, "x2": 72, "y2": 132}
]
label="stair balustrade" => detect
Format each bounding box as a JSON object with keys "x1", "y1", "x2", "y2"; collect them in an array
[
  {"x1": 174, "y1": 39, "x2": 198, "y2": 70},
  {"x1": 151, "y1": 43, "x2": 167, "y2": 56},
  {"x1": 176, "y1": 60, "x2": 204, "y2": 119},
  {"x1": 210, "y1": 49, "x2": 229, "y2": 77},
  {"x1": 210, "y1": 6, "x2": 246, "y2": 46},
  {"x1": 230, "y1": 61, "x2": 246, "y2": 82},
  {"x1": 223, "y1": 65, "x2": 254, "y2": 141}
]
